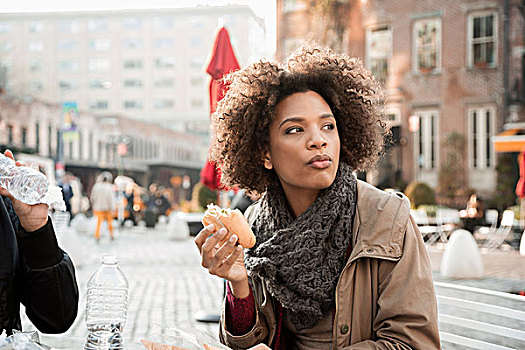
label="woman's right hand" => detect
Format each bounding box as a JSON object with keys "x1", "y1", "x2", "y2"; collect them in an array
[{"x1": 195, "y1": 224, "x2": 249, "y2": 292}]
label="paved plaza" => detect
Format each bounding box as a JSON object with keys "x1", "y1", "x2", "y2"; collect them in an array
[{"x1": 19, "y1": 218, "x2": 525, "y2": 349}]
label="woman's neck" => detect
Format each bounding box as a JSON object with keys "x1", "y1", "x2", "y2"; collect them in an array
[{"x1": 281, "y1": 186, "x2": 320, "y2": 218}]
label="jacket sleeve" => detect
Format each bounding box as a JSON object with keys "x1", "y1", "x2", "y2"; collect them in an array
[
  {"x1": 219, "y1": 279, "x2": 271, "y2": 350},
  {"x1": 16, "y1": 218, "x2": 79, "y2": 334},
  {"x1": 346, "y1": 217, "x2": 441, "y2": 350}
]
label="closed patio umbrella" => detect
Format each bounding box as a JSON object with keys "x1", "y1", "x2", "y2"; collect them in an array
[{"x1": 199, "y1": 26, "x2": 240, "y2": 192}]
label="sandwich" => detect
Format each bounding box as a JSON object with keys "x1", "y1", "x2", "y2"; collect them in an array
[{"x1": 202, "y1": 204, "x2": 256, "y2": 248}]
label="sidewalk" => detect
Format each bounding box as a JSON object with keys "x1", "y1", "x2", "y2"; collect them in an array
[{"x1": 20, "y1": 220, "x2": 525, "y2": 349}]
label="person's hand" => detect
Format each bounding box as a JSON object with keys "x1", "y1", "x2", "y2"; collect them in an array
[
  {"x1": 248, "y1": 344, "x2": 271, "y2": 350},
  {"x1": 195, "y1": 224, "x2": 249, "y2": 296},
  {"x1": 0, "y1": 150, "x2": 49, "y2": 232}
]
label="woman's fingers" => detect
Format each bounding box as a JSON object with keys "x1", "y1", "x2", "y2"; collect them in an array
[
  {"x1": 209, "y1": 234, "x2": 238, "y2": 272},
  {"x1": 200, "y1": 227, "x2": 228, "y2": 268},
  {"x1": 194, "y1": 224, "x2": 215, "y2": 250},
  {"x1": 214, "y1": 244, "x2": 243, "y2": 276}
]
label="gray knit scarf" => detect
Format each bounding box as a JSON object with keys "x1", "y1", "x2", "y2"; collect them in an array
[{"x1": 245, "y1": 162, "x2": 357, "y2": 331}]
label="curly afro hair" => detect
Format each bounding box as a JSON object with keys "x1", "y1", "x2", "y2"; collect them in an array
[{"x1": 209, "y1": 44, "x2": 389, "y2": 193}]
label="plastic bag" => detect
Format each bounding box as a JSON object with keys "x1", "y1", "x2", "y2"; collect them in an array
[
  {"x1": 140, "y1": 327, "x2": 230, "y2": 350},
  {"x1": 0, "y1": 330, "x2": 51, "y2": 350}
]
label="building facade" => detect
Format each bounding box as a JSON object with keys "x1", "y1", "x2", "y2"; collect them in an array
[
  {"x1": 277, "y1": 0, "x2": 525, "y2": 197},
  {"x1": 0, "y1": 95, "x2": 206, "y2": 196},
  {"x1": 0, "y1": 5, "x2": 267, "y2": 134}
]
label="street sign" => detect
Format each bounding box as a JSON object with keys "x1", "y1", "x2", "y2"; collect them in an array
[{"x1": 117, "y1": 142, "x2": 128, "y2": 156}]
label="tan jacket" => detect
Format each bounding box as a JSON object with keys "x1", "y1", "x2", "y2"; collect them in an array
[
  {"x1": 90, "y1": 182, "x2": 115, "y2": 212},
  {"x1": 220, "y1": 180, "x2": 440, "y2": 349}
]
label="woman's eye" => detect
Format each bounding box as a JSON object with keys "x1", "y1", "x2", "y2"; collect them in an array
[
  {"x1": 323, "y1": 123, "x2": 335, "y2": 130},
  {"x1": 285, "y1": 127, "x2": 302, "y2": 134}
]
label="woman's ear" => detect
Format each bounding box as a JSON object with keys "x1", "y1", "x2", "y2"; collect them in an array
[{"x1": 263, "y1": 152, "x2": 273, "y2": 170}]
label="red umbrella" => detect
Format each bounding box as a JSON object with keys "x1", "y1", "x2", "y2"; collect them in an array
[
  {"x1": 516, "y1": 148, "x2": 525, "y2": 198},
  {"x1": 200, "y1": 27, "x2": 240, "y2": 191}
]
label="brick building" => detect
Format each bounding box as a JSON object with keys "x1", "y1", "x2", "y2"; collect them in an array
[{"x1": 277, "y1": 0, "x2": 525, "y2": 198}]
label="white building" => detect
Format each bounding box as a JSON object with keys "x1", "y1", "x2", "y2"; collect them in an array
[{"x1": 0, "y1": 5, "x2": 267, "y2": 134}]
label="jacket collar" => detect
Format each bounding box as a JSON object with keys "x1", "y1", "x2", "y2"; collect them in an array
[{"x1": 347, "y1": 180, "x2": 411, "y2": 263}]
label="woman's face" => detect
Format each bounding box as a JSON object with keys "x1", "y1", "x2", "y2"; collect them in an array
[{"x1": 264, "y1": 90, "x2": 340, "y2": 193}]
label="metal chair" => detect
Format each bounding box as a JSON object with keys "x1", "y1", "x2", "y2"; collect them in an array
[
  {"x1": 431, "y1": 209, "x2": 460, "y2": 245},
  {"x1": 410, "y1": 208, "x2": 439, "y2": 243},
  {"x1": 481, "y1": 209, "x2": 515, "y2": 251},
  {"x1": 474, "y1": 209, "x2": 499, "y2": 238}
]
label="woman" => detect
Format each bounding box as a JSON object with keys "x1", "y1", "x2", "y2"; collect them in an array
[
  {"x1": 90, "y1": 171, "x2": 116, "y2": 241},
  {"x1": 195, "y1": 45, "x2": 440, "y2": 349}
]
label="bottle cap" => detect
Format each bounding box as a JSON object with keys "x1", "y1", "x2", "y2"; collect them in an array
[{"x1": 102, "y1": 255, "x2": 118, "y2": 264}]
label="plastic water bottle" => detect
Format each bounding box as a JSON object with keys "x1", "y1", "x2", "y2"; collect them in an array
[
  {"x1": 85, "y1": 255, "x2": 129, "y2": 350},
  {"x1": 0, "y1": 152, "x2": 48, "y2": 204}
]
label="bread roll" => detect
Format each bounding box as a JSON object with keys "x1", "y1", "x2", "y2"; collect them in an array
[{"x1": 202, "y1": 204, "x2": 256, "y2": 248}]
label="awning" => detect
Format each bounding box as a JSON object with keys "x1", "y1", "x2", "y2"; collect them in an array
[{"x1": 493, "y1": 128, "x2": 525, "y2": 153}]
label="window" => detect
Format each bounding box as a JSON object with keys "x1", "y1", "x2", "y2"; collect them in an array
[
  {"x1": 468, "y1": 106, "x2": 495, "y2": 169},
  {"x1": 414, "y1": 19, "x2": 441, "y2": 73},
  {"x1": 28, "y1": 81, "x2": 43, "y2": 92},
  {"x1": 189, "y1": 17, "x2": 204, "y2": 29},
  {"x1": 88, "y1": 19, "x2": 108, "y2": 32},
  {"x1": 154, "y1": 99, "x2": 174, "y2": 109},
  {"x1": 57, "y1": 39, "x2": 78, "y2": 50},
  {"x1": 190, "y1": 57, "x2": 204, "y2": 69},
  {"x1": 35, "y1": 122, "x2": 40, "y2": 153},
  {"x1": 153, "y1": 17, "x2": 173, "y2": 29},
  {"x1": 29, "y1": 21, "x2": 43, "y2": 33},
  {"x1": 122, "y1": 38, "x2": 143, "y2": 49},
  {"x1": 29, "y1": 41, "x2": 43, "y2": 52},
  {"x1": 366, "y1": 27, "x2": 392, "y2": 82},
  {"x1": 21, "y1": 127, "x2": 27, "y2": 147},
  {"x1": 122, "y1": 18, "x2": 142, "y2": 30},
  {"x1": 154, "y1": 38, "x2": 174, "y2": 48},
  {"x1": 468, "y1": 12, "x2": 497, "y2": 68},
  {"x1": 124, "y1": 100, "x2": 143, "y2": 109},
  {"x1": 29, "y1": 60, "x2": 42, "y2": 72},
  {"x1": 190, "y1": 76, "x2": 204, "y2": 87},
  {"x1": 89, "y1": 79, "x2": 111, "y2": 89},
  {"x1": 155, "y1": 57, "x2": 175, "y2": 69},
  {"x1": 59, "y1": 80, "x2": 78, "y2": 90},
  {"x1": 384, "y1": 106, "x2": 401, "y2": 126},
  {"x1": 123, "y1": 79, "x2": 143, "y2": 88},
  {"x1": 123, "y1": 59, "x2": 142, "y2": 69},
  {"x1": 48, "y1": 124, "x2": 53, "y2": 157},
  {"x1": 154, "y1": 77, "x2": 174, "y2": 88},
  {"x1": 88, "y1": 59, "x2": 110, "y2": 72},
  {"x1": 59, "y1": 60, "x2": 78, "y2": 72},
  {"x1": 189, "y1": 37, "x2": 202, "y2": 48},
  {"x1": 57, "y1": 20, "x2": 79, "y2": 34},
  {"x1": 414, "y1": 110, "x2": 439, "y2": 170},
  {"x1": 89, "y1": 100, "x2": 109, "y2": 110},
  {"x1": 0, "y1": 42, "x2": 12, "y2": 52},
  {"x1": 89, "y1": 38, "x2": 111, "y2": 51},
  {"x1": 0, "y1": 22, "x2": 11, "y2": 34},
  {"x1": 191, "y1": 99, "x2": 204, "y2": 108},
  {"x1": 7, "y1": 125, "x2": 13, "y2": 145}
]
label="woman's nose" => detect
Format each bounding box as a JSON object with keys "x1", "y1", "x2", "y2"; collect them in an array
[{"x1": 307, "y1": 133, "x2": 327, "y2": 149}]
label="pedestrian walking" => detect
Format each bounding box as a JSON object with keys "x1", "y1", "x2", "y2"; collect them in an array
[
  {"x1": 58, "y1": 172, "x2": 74, "y2": 222},
  {"x1": 90, "y1": 171, "x2": 116, "y2": 242},
  {"x1": 195, "y1": 45, "x2": 440, "y2": 349},
  {"x1": 0, "y1": 150, "x2": 79, "y2": 336}
]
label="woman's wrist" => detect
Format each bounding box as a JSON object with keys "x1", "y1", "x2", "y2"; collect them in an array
[{"x1": 229, "y1": 278, "x2": 250, "y2": 299}]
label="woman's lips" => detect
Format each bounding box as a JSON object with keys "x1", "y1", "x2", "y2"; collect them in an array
[{"x1": 308, "y1": 160, "x2": 332, "y2": 169}]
